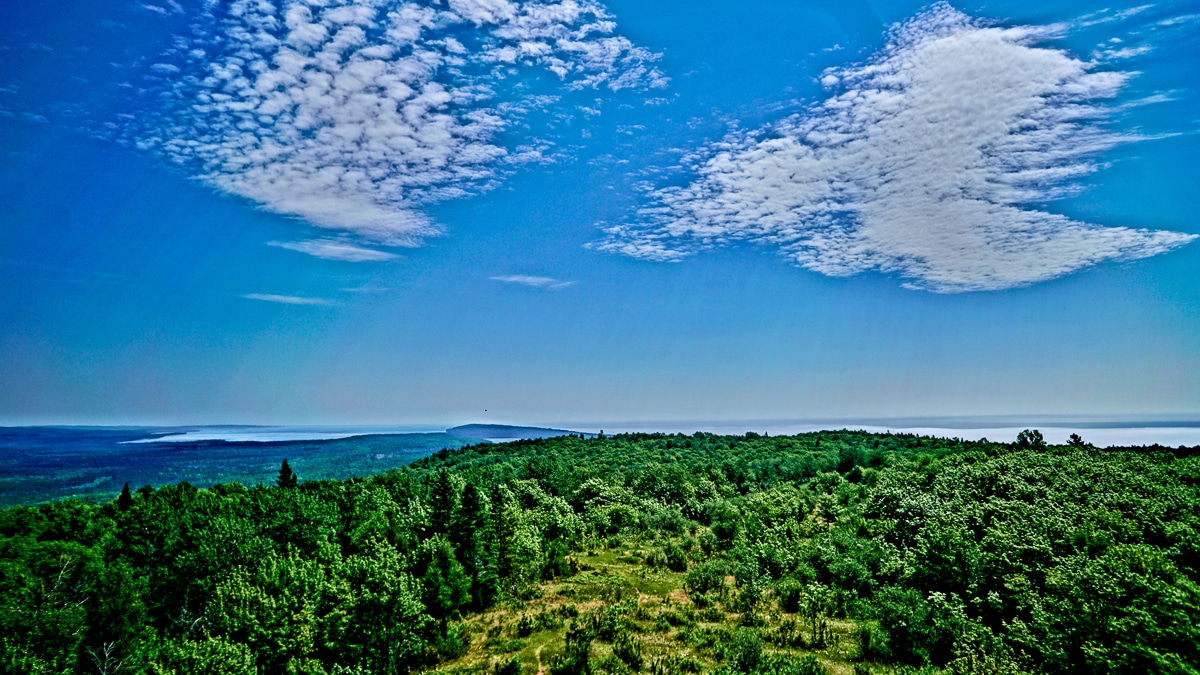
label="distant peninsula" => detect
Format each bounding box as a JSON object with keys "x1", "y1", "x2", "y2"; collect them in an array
[{"x1": 446, "y1": 423, "x2": 594, "y2": 440}]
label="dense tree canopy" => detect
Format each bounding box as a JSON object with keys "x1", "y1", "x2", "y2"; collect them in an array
[{"x1": 1, "y1": 431, "x2": 1197, "y2": 674}]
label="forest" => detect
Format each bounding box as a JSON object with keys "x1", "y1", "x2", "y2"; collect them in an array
[{"x1": 1, "y1": 430, "x2": 1197, "y2": 674}]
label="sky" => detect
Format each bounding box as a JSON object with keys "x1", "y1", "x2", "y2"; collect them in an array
[{"x1": 0, "y1": 0, "x2": 1198, "y2": 427}]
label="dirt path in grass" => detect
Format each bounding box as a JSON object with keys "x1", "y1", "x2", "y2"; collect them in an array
[{"x1": 535, "y1": 643, "x2": 546, "y2": 674}]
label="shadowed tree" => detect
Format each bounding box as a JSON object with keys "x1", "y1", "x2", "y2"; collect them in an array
[
  {"x1": 276, "y1": 459, "x2": 298, "y2": 489},
  {"x1": 1015, "y1": 429, "x2": 1046, "y2": 450},
  {"x1": 117, "y1": 483, "x2": 133, "y2": 512}
]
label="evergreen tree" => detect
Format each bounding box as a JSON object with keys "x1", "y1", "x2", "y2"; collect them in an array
[
  {"x1": 117, "y1": 482, "x2": 134, "y2": 511},
  {"x1": 490, "y1": 485, "x2": 517, "y2": 581},
  {"x1": 415, "y1": 538, "x2": 471, "y2": 625},
  {"x1": 428, "y1": 469, "x2": 460, "y2": 535},
  {"x1": 455, "y1": 482, "x2": 499, "y2": 609},
  {"x1": 451, "y1": 482, "x2": 486, "y2": 552},
  {"x1": 276, "y1": 459, "x2": 298, "y2": 488}
]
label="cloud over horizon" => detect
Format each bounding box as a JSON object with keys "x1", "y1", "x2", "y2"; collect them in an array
[
  {"x1": 596, "y1": 3, "x2": 1195, "y2": 292},
  {"x1": 136, "y1": 0, "x2": 665, "y2": 257}
]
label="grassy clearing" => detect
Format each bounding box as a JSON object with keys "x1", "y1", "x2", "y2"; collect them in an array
[{"x1": 430, "y1": 536, "x2": 863, "y2": 675}]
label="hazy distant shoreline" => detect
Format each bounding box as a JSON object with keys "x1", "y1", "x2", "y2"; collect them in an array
[{"x1": 8, "y1": 418, "x2": 1197, "y2": 448}]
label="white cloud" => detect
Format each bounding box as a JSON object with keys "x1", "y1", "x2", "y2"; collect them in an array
[
  {"x1": 1094, "y1": 43, "x2": 1153, "y2": 61},
  {"x1": 269, "y1": 239, "x2": 399, "y2": 262},
  {"x1": 596, "y1": 3, "x2": 1195, "y2": 292},
  {"x1": 1077, "y1": 5, "x2": 1154, "y2": 28},
  {"x1": 492, "y1": 274, "x2": 575, "y2": 289},
  {"x1": 1157, "y1": 13, "x2": 1200, "y2": 27},
  {"x1": 341, "y1": 284, "x2": 391, "y2": 293},
  {"x1": 135, "y1": 0, "x2": 664, "y2": 256},
  {"x1": 241, "y1": 293, "x2": 334, "y2": 305}
]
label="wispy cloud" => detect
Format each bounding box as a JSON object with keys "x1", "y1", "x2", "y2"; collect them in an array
[
  {"x1": 596, "y1": 3, "x2": 1195, "y2": 292},
  {"x1": 269, "y1": 239, "x2": 398, "y2": 262},
  {"x1": 341, "y1": 285, "x2": 390, "y2": 294},
  {"x1": 1157, "y1": 13, "x2": 1200, "y2": 28},
  {"x1": 1093, "y1": 42, "x2": 1154, "y2": 61},
  {"x1": 133, "y1": 0, "x2": 665, "y2": 257},
  {"x1": 1076, "y1": 5, "x2": 1154, "y2": 28},
  {"x1": 492, "y1": 275, "x2": 575, "y2": 290},
  {"x1": 241, "y1": 293, "x2": 334, "y2": 305}
]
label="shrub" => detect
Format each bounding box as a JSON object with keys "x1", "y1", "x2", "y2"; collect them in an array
[
  {"x1": 776, "y1": 579, "x2": 804, "y2": 614},
  {"x1": 685, "y1": 559, "x2": 728, "y2": 596},
  {"x1": 495, "y1": 656, "x2": 522, "y2": 675},
  {"x1": 665, "y1": 543, "x2": 689, "y2": 572},
  {"x1": 724, "y1": 629, "x2": 764, "y2": 674},
  {"x1": 434, "y1": 622, "x2": 469, "y2": 660},
  {"x1": 613, "y1": 631, "x2": 643, "y2": 671}
]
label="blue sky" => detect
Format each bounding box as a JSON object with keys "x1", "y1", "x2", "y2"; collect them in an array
[{"x1": 0, "y1": 0, "x2": 1197, "y2": 426}]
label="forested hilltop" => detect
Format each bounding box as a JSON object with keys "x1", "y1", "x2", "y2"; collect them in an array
[{"x1": 3, "y1": 431, "x2": 1198, "y2": 675}]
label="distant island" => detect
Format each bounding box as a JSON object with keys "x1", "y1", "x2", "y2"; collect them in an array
[{"x1": 446, "y1": 424, "x2": 595, "y2": 440}]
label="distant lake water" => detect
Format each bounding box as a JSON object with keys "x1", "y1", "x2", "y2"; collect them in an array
[{"x1": 126, "y1": 425, "x2": 447, "y2": 443}]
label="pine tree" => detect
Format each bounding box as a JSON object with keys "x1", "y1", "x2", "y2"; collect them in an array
[
  {"x1": 428, "y1": 470, "x2": 460, "y2": 535},
  {"x1": 454, "y1": 482, "x2": 499, "y2": 609},
  {"x1": 276, "y1": 459, "x2": 298, "y2": 488},
  {"x1": 117, "y1": 482, "x2": 133, "y2": 511},
  {"x1": 451, "y1": 482, "x2": 486, "y2": 552}
]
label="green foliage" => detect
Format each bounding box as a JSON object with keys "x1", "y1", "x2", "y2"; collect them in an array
[
  {"x1": 550, "y1": 618, "x2": 595, "y2": 675},
  {"x1": 148, "y1": 637, "x2": 257, "y2": 675},
  {"x1": 0, "y1": 430, "x2": 1197, "y2": 674},
  {"x1": 612, "y1": 630, "x2": 642, "y2": 671},
  {"x1": 664, "y1": 542, "x2": 689, "y2": 572},
  {"x1": 685, "y1": 559, "x2": 728, "y2": 596},
  {"x1": 495, "y1": 655, "x2": 522, "y2": 675},
  {"x1": 722, "y1": 628, "x2": 765, "y2": 673}
]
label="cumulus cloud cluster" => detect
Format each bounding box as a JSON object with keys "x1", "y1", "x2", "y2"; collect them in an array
[
  {"x1": 139, "y1": 0, "x2": 664, "y2": 257},
  {"x1": 596, "y1": 3, "x2": 1194, "y2": 292}
]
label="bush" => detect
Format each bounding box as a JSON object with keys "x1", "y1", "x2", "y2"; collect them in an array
[
  {"x1": 724, "y1": 629, "x2": 764, "y2": 673},
  {"x1": 613, "y1": 631, "x2": 643, "y2": 671},
  {"x1": 685, "y1": 559, "x2": 728, "y2": 596},
  {"x1": 775, "y1": 579, "x2": 803, "y2": 614},
  {"x1": 759, "y1": 654, "x2": 827, "y2": 675},
  {"x1": 549, "y1": 619, "x2": 595, "y2": 675},
  {"x1": 665, "y1": 543, "x2": 689, "y2": 572},
  {"x1": 495, "y1": 655, "x2": 522, "y2": 675},
  {"x1": 434, "y1": 622, "x2": 469, "y2": 660},
  {"x1": 853, "y1": 621, "x2": 889, "y2": 662}
]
